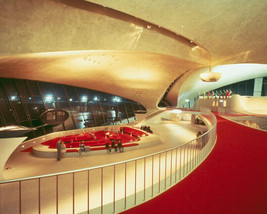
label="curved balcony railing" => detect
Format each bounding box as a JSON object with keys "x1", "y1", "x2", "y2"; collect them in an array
[{"x1": 0, "y1": 109, "x2": 217, "y2": 214}]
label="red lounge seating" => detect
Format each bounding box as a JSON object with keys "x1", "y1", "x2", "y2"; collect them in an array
[
  {"x1": 39, "y1": 128, "x2": 141, "y2": 153},
  {"x1": 120, "y1": 127, "x2": 148, "y2": 137},
  {"x1": 66, "y1": 149, "x2": 79, "y2": 153}
]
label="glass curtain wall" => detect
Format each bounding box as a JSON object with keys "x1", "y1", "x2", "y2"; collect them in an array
[
  {"x1": 262, "y1": 77, "x2": 267, "y2": 96},
  {"x1": 0, "y1": 78, "x2": 146, "y2": 139},
  {"x1": 215, "y1": 79, "x2": 255, "y2": 96}
]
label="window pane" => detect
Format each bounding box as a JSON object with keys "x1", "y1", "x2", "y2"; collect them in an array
[
  {"x1": 39, "y1": 82, "x2": 56, "y2": 109},
  {"x1": 0, "y1": 77, "x2": 145, "y2": 139}
]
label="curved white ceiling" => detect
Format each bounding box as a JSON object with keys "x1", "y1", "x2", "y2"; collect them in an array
[
  {"x1": 89, "y1": 0, "x2": 267, "y2": 64},
  {"x1": 0, "y1": 51, "x2": 200, "y2": 111}
]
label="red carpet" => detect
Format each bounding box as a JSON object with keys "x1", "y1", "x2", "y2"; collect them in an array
[{"x1": 122, "y1": 116, "x2": 267, "y2": 214}]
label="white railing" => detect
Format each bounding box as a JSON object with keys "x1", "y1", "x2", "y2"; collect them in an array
[{"x1": 0, "y1": 110, "x2": 217, "y2": 214}]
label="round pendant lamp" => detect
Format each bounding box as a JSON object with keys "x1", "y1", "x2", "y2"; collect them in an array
[{"x1": 200, "y1": 66, "x2": 221, "y2": 82}]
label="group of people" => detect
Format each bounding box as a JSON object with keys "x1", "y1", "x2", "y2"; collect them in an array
[
  {"x1": 105, "y1": 139, "x2": 123, "y2": 153},
  {"x1": 140, "y1": 125, "x2": 153, "y2": 133},
  {"x1": 57, "y1": 140, "x2": 91, "y2": 160},
  {"x1": 56, "y1": 130, "x2": 126, "y2": 159}
]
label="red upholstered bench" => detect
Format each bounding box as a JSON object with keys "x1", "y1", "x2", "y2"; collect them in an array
[
  {"x1": 122, "y1": 143, "x2": 139, "y2": 147},
  {"x1": 40, "y1": 129, "x2": 140, "y2": 154},
  {"x1": 94, "y1": 130, "x2": 107, "y2": 140},
  {"x1": 66, "y1": 142, "x2": 80, "y2": 148},
  {"x1": 90, "y1": 142, "x2": 139, "y2": 151},
  {"x1": 61, "y1": 135, "x2": 78, "y2": 142},
  {"x1": 66, "y1": 149, "x2": 79, "y2": 153},
  {"x1": 41, "y1": 138, "x2": 60, "y2": 148},
  {"x1": 120, "y1": 127, "x2": 148, "y2": 137},
  {"x1": 21, "y1": 147, "x2": 33, "y2": 152},
  {"x1": 90, "y1": 147, "x2": 106, "y2": 151}
]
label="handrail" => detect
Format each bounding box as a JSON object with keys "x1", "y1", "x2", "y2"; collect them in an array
[{"x1": 0, "y1": 111, "x2": 216, "y2": 184}]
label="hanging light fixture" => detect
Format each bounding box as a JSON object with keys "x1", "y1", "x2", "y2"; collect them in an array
[{"x1": 200, "y1": 65, "x2": 221, "y2": 82}]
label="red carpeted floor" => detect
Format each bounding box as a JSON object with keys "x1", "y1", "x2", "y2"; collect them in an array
[{"x1": 122, "y1": 116, "x2": 267, "y2": 214}]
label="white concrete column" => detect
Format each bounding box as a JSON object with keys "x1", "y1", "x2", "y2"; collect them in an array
[{"x1": 253, "y1": 77, "x2": 263, "y2": 97}]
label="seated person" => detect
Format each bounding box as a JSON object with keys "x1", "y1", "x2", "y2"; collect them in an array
[
  {"x1": 79, "y1": 141, "x2": 86, "y2": 156},
  {"x1": 111, "y1": 139, "x2": 115, "y2": 148},
  {"x1": 85, "y1": 146, "x2": 90, "y2": 152},
  {"x1": 105, "y1": 142, "x2": 111, "y2": 152},
  {"x1": 146, "y1": 126, "x2": 153, "y2": 133},
  {"x1": 141, "y1": 125, "x2": 146, "y2": 131}
]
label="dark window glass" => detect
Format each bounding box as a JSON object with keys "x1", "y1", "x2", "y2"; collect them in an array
[
  {"x1": 27, "y1": 81, "x2": 41, "y2": 96},
  {"x1": 213, "y1": 79, "x2": 256, "y2": 97},
  {"x1": 65, "y1": 86, "x2": 79, "y2": 109},
  {"x1": 262, "y1": 77, "x2": 267, "y2": 96},
  {"x1": 52, "y1": 83, "x2": 66, "y2": 98},
  {"x1": 0, "y1": 82, "x2": 17, "y2": 124},
  {"x1": 0, "y1": 77, "x2": 146, "y2": 139},
  {"x1": 39, "y1": 82, "x2": 56, "y2": 109},
  {"x1": 1, "y1": 79, "x2": 28, "y2": 121},
  {"x1": 238, "y1": 82, "x2": 246, "y2": 95}
]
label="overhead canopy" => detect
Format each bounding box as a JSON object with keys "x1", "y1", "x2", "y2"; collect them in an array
[{"x1": 0, "y1": 0, "x2": 267, "y2": 111}]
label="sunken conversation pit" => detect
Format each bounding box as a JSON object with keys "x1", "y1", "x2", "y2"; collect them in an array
[{"x1": 31, "y1": 126, "x2": 152, "y2": 158}]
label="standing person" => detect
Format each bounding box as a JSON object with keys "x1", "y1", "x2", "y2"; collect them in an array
[
  {"x1": 118, "y1": 140, "x2": 123, "y2": 152},
  {"x1": 111, "y1": 139, "x2": 115, "y2": 151},
  {"x1": 57, "y1": 139, "x2": 62, "y2": 161},
  {"x1": 60, "y1": 141, "x2": 66, "y2": 158}
]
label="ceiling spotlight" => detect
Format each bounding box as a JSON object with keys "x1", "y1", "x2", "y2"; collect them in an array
[{"x1": 200, "y1": 66, "x2": 221, "y2": 82}]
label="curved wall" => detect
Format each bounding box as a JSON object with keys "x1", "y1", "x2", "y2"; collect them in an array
[{"x1": 226, "y1": 95, "x2": 267, "y2": 114}]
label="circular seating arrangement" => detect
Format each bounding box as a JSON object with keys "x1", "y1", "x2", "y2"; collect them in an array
[{"x1": 31, "y1": 126, "x2": 150, "y2": 158}]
